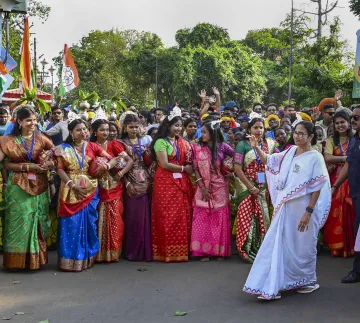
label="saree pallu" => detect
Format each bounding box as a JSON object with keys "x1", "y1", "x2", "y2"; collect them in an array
[
  {"x1": 3, "y1": 174, "x2": 50, "y2": 270},
  {"x1": 58, "y1": 192, "x2": 100, "y2": 272},
  {"x1": 235, "y1": 145, "x2": 271, "y2": 263},
  {"x1": 123, "y1": 193, "x2": 152, "y2": 261},
  {"x1": 152, "y1": 138, "x2": 193, "y2": 262},
  {"x1": 323, "y1": 141, "x2": 355, "y2": 258}
]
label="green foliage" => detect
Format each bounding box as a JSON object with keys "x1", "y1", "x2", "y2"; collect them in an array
[
  {"x1": 16, "y1": 87, "x2": 51, "y2": 116},
  {"x1": 349, "y1": 0, "x2": 360, "y2": 20},
  {"x1": 175, "y1": 23, "x2": 230, "y2": 49},
  {"x1": 244, "y1": 14, "x2": 353, "y2": 107}
]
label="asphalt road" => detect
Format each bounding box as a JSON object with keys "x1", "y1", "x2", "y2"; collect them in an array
[{"x1": 0, "y1": 251, "x2": 359, "y2": 323}]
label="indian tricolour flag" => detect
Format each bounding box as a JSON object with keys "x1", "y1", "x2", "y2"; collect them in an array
[{"x1": 59, "y1": 44, "x2": 80, "y2": 96}]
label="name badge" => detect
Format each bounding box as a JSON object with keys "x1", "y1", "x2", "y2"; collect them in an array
[
  {"x1": 257, "y1": 172, "x2": 266, "y2": 184},
  {"x1": 173, "y1": 173, "x2": 183, "y2": 179},
  {"x1": 28, "y1": 172, "x2": 37, "y2": 181}
]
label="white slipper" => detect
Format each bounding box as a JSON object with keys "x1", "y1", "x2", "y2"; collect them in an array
[
  {"x1": 257, "y1": 293, "x2": 281, "y2": 300},
  {"x1": 296, "y1": 284, "x2": 320, "y2": 294}
]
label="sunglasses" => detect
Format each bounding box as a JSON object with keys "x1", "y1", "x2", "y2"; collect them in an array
[{"x1": 352, "y1": 115, "x2": 360, "y2": 121}]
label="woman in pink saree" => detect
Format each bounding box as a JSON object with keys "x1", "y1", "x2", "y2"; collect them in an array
[{"x1": 191, "y1": 121, "x2": 235, "y2": 261}]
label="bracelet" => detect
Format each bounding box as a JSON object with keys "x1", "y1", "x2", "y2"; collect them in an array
[
  {"x1": 20, "y1": 164, "x2": 24, "y2": 172},
  {"x1": 119, "y1": 171, "x2": 124, "y2": 178},
  {"x1": 250, "y1": 186, "x2": 257, "y2": 192},
  {"x1": 332, "y1": 185, "x2": 338, "y2": 190},
  {"x1": 195, "y1": 178, "x2": 203, "y2": 183},
  {"x1": 26, "y1": 164, "x2": 30, "y2": 172},
  {"x1": 126, "y1": 182, "x2": 131, "y2": 188},
  {"x1": 106, "y1": 163, "x2": 111, "y2": 170},
  {"x1": 65, "y1": 180, "x2": 73, "y2": 187},
  {"x1": 181, "y1": 166, "x2": 184, "y2": 172}
]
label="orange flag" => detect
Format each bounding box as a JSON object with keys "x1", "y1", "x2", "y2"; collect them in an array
[
  {"x1": 60, "y1": 44, "x2": 80, "y2": 93},
  {"x1": 0, "y1": 61, "x2": 8, "y2": 75},
  {"x1": 20, "y1": 18, "x2": 32, "y2": 89}
]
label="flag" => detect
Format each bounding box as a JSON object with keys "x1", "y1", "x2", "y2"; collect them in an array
[
  {"x1": 0, "y1": 61, "x2": 8, "y2": 75},
  {"x1": 0, "y1": 74, "x2": 14, "y2": 97},
  {"x1": 0, "y1": 47, "x2": 17, "y2": 72},
  {"x1": 60, "y1": 44, "x2": 79, "y2": 95},
  {"x1": 19, "y1": 18, "x2": 32, "y2": 90},
  {"x1": 353, "y1": 30, "x2": 360, "y2": 98}
]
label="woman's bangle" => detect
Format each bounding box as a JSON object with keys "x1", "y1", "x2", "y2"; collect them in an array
[
  {"x1": 332, "y1": 185, "x2": 338, "y2": 190},
  {"x1": 195, "y1": 178, "x2": 203, "y2": 183},
  {"x1": 65, "y1": 180, "x2": 73, "y2": 187},
  {"x1": 250, "y1": 186, "x2": 257, "y2": 192},
  {"x1": 26, "y1": 164, "x2": 30, "y2": 172},
  {"x1": 119, "y1": 171, "x2": 124, "y2": 178},
  {"x1": 105, "y1": 163, "x2": 111, "y2": 170},
  {"x1": 126, "y1": 182, "x2": 131, "y2": 188},
  {"x1": 181, "y1": 165, "x2": 184, "y2": 172},
  {"x1": 20, "y1": 164, "x2": 24, "y2": 172}
]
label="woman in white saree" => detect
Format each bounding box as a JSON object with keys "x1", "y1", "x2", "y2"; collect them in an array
[{"x1": 243, "y1": 121, "x2": 331, "y2": 300}]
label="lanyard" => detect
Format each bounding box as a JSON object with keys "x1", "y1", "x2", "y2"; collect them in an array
[
  {"x1": 21, "y1": 135, "x2": 35, "y2": 162},
  {"x1": 131, "y1": 138, "x2": 143, "y2": 160},
  {"x1": 166, "y1": 138, "x2": 179, "y2": 161},
  {"x1": 73, "y1": 142, "x2": 85, "y2": 171},
  {"x1": 338, "y1": 143, "x2": 347, "y2": 156},
  {"x1": 253, "y1": 145, "x2": 263, "y2": 166}
]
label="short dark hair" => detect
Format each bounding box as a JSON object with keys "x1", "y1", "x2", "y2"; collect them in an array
[
  {"x1": 284, "y1": 105, "x2": 296, "y2": 111},
  {"x1": 51, "y1": 105, "x2": 62, "y2": 112},
  {"x1": 322, "y1": 104, "x2": 334, "y2": 112},
  {"x1": 266, "y1": 103, "x2": 278, "y2": 111},
  {"x1": 252, "y1": 103, "x2": 264, "y2": 110},
  {"x1": 184, "y1": 118, "x2": 197, "y2": 128},
  {"x1": 154, "y1": 107, "x2": 165, "y2": 114},
  {"x1": 224, "y1": 106, "x2": 235, "y2": 112},
  {"x1": 0, "y1": 107, "x2": 8, "y2": 115}
]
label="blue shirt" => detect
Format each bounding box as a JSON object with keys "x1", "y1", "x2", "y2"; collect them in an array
[
  {"x1": 46, "y1": 122, "x2": 64, "y2": 146},
  {"x1": 347, "y1": 134, "x2": 360, "y2": 198},
  {"x1": 266, "y1": 130, "x2": 275, "y2": 140}
]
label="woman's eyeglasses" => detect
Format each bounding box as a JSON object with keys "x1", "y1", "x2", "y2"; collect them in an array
[
  {"x1": 293, "y1": 131, "x2": 307, "y2": 138},
  {"x1": 352, "y1": 115, "x2": 360, "y2": 121}
]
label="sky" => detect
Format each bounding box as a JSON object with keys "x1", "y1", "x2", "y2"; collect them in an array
[{"x1": 31, "y1": 0, "x2": 359, "y2": 74}]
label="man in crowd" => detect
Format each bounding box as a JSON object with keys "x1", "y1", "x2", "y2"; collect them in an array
[
  {"x1": 252, "y1": 103, "x2": 264, "y2": 115},
  {"x1": 43, "y1": 106, "x2": 69, "y2": 144},
  {"x1": 266, "y1": 103, "x2": 278, "y2": 116},
  {"x1": 315, "y1": 103, "x2": 336, "y2": 139},
  {"x1": 332, "y1": 105, "x2": 360, "y2": 283},
  {"x1": 46, "y1": 106, "x2": 65, "y2": 146},
  {"x1": 0, "y1": 105, "x2": 10, "y2": 136},
  {"x1": 284, "y1": 104, "x2": 296, "y2": 117},
  {"x1": 154, "y1": 107, "x2": 165, "y2": 124}
]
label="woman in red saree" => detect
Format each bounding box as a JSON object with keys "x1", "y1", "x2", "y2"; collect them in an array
[
  {"x1": 150, "y1": 107, "x2": 194, "y2": 262},
  {"x1": 323, "y1": 110, "x2": 355, "y2": 258},
  {"x1": 90, "y1": 118, "x2": 133, "y2": 263}
]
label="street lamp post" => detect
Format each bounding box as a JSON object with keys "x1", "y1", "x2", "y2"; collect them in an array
[
  {"x1": 288, "y1": 0, "x2": 294, "y2": 103},
  {"x1": 155, "y1": 55, "x2": 158, "y2": 109},
  {"x1": 40, "y1": 58, "x2": 48, "y2": 88},
  {"x1": 48, "y1": 65, "x2": 56, "y2": 105}
]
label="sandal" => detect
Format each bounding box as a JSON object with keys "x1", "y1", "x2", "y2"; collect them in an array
[
  {"x1": 257, "y1": 293, "x2": 281, "y2": 301},
  {"x1": 296, "y1": 284, "x2": 320, "y2": 294},
  {"x1": 216, "y1": 257, "x2": 224, "y2": 261},
  {"x1": 200, "y1": 257, "x2": 210, "y2": 262}
]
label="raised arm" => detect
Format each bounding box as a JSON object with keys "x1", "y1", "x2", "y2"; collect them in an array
[{"x1": 246, "y1": 134, "x2": 267, "y2": 165}]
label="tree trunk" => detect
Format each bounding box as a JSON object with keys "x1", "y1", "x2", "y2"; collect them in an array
[{"x1": 317, "y1": 0, "x2": 322, "y2": 40}]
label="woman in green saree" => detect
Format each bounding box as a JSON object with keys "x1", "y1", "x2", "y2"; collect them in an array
[{"x1": 1, "y1": 106, "x2": 55, "y2": 270}]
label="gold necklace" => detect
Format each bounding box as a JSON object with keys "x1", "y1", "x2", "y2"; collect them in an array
[
  {"x1": 129, "y1": 137, "x2": 137, "y2": 144},
  {"x1": 96, "y1": 140, "x2": 108, "y2": 148},
  {"x1": 21, "y1": 133, "x2": 33, "y2": 140}
]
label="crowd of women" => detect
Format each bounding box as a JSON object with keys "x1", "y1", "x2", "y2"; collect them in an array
[{"x1": 0, "y1": 92, "x2": 357, "y2": 300}]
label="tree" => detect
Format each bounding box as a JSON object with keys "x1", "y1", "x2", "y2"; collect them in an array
[
  {"x1": 300, "y1": 0, "x2": 340, "y2": 40},
  {"x1": 349, "y1": 0, "x2": 360, "y2": 20},
  {"x1": 244, "y1": 14, "x2": 353, "y2": 107}
]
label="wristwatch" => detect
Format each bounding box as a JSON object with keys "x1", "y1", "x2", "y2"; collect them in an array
[{"x1": 306, "y1": 207, "x2": 314, "y2": 214}]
